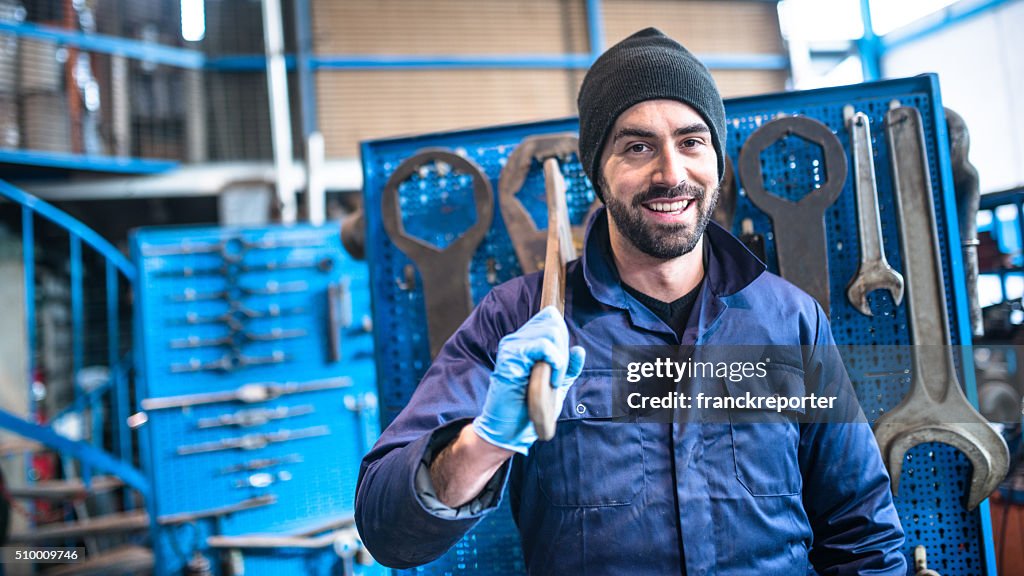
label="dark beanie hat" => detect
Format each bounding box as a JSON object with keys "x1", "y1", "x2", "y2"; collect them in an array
[{"x1": 578, "y1": 27, "x2": 727, "y2": 200}]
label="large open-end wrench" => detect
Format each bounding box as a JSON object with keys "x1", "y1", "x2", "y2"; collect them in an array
[
  {"x1": 872, "y1": 106, "x2": 1008, "y2": 510},
  {"x1": 738, "y1": 116, "x2": 847, "y2": 316},
  {"x1": 845, "y1": 110, "x2": 904, "y2": 315},
  {"x1": 382, "y1": 149, "x2": 494, "y2": 359},
  {"x1": 499, "y1": 134, "x2": 597, "y2": 274}
]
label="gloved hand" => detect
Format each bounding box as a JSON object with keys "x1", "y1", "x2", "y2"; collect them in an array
[{"x1": 472, "y1": 306, "x2": 586, "y2": 455}]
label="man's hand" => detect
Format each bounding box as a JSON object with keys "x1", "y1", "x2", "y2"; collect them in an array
[{"x1": 472, "y1": 306, "x2": 586, "y2": 455}]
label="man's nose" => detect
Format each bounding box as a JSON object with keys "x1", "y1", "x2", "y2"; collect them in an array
[{"x1": 652, "y1": 148, "x2": 687, "y2": 189}]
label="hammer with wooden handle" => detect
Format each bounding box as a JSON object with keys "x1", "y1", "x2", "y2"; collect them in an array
[{"x1": 526, "y1": 152, "x2": 578, "y2": 441}]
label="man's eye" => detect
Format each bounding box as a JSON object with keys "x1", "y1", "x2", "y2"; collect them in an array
[
  {"x1": 628, "y1": 143, "x2": 650, "y2": 153},
  {"x1": 682, "y1": 138, "x2": 703, "y2": 148}
]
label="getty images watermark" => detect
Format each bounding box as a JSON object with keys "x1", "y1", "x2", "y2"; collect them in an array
[{"x1": 592, "y1": 345, "x2": 1022, "y2": 425}]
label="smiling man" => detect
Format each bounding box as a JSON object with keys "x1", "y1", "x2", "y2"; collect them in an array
[{"x1": 355, "y1": 28, "x2": 907, "y2": 574}]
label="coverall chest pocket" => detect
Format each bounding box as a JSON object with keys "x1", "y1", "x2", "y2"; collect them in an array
[
  {"x1": 725, "y1": 366, "x2": 805, "y2": 497},
  {"x1": 532, "y1": 371, "x2": 645, "y2": 507}
]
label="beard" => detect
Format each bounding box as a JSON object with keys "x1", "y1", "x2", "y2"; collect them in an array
[{"x1": 602, "y1": 178, "x2": 720, "y2": 260}]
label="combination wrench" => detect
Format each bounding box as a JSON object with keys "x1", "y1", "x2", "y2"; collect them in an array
[{"x1": 845, "y1": 109, "x2": 904, "y2": 315}]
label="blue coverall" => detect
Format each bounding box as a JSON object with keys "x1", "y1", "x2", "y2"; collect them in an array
[{"x1": 356, "y1": 207, "x2": 907, "y2": 575}]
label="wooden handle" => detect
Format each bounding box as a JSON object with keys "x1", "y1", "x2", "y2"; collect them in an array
[{"x1": 527, "y1": 156, "x2": 576, "y2": 441}]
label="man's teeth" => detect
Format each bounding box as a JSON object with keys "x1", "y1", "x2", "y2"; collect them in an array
[{"x1": 648, "y1": 199, "x2": 691, "y2": 213}]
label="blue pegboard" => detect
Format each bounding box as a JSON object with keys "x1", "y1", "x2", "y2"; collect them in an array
[
  {"x1": 131, "y1": 223, "x2": 381, "y2": 576},
  {"x1": 361, "y1": 75, "x2": 996, "y2": 575}
]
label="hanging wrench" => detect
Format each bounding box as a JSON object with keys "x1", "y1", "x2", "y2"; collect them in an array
[
  {"x1": 872, "y1": 105, "x2": 1008, "y2": 510},
  {"x1": 844, "y1": 109, "x2": 904, "y2": 315},
  {"x1": 169, "y1": 350, "x2": 289, "y2": 373},
  {"x1": 141, "y1": 376, "x2": 352, "y2": 410},
  {"x1": 176, "y1": 425, "x2": 330, "y2": 455},
  {"x1": 196, "y1": 404, "x2": 315, "y2": 429},
  {"x1": 382, "y1": 149, "x2": 494, "y2": 359},
  {"x1": 498, "y1": 134, "x2": 597, "y2": 274},
  {"x1": 738, "y1": 115, "x2": 847, "y2": 316}
]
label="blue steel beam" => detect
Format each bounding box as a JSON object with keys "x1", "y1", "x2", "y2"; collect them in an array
[
  {"x1": 0, "y1": 149, "x2": 178, "y2": 175},
  {"x1": 309, "y1": 53, "x2": 787, "y2": 71},
  {"x1": 881, "y1": 0, "x2": 1021, "y2": 51},
  {"x1": 0, "y1": 180, "x2": 137, "y2": 282},
  {"x1": 585, "y1": 0, "x2": 605, "y2": 56},
  {"x1": 0, "y1": 21, "x2": 204, "y2": 69},
  {"x1": 858, "y1": 0, "x2": 882, "y2": 80},
  {"x1": 294, "y1": 0, "x2": 318, "y2": 138}
]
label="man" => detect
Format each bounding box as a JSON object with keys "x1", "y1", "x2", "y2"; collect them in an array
[{"x1": 355, "y1": 28, "x2": 907, "y2": 574}]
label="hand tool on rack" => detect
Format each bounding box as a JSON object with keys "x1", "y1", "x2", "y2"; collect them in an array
[
  {"x1": 844, "y1": 108, "x2": 905, "y2": 316},
  {"x1": 382, "y1": 149, "x2": 494, "y2": 359},
  {"x1": 217, "y1": 453, "x2": 304, "y2": 475},
  {"x1": 738, "y1": 218, "x2": 766, "y2": 262},
  {"x1": 738, "y1": 115, "x2": 847, "y2": 316},
  {"x1": 170, "y1": 302, "x2": 306, "y2": 327},
  {"x1": 913, "y1": 545, "x2": 942, "y2": 576},
  {"x1": 141, "y1": 376, "x2": 352, "y2": 410},
  {"x1": 169, "y1": 328, "x2": 306, "y2": 350},
  {"x1": 498, "y1": 134, "x2": 596, "y2": 274},
  {"x1": 196, "y1": 404, "x2": 315, "y2": 429},
  {"x1": 326, "y1": 279, "x2": 350, "y2": 362},
  {"x1": 240, "y1": 257, "x2": 333, "y2": 274},
  {"x1": 176, "y1": 425, "x2": 330, "y2": 455},
  {"x1": 206, "y1": 516, "x2": 370, "y2": 576},
  {"x1": 158, "y1": 256, "x2": 332, "y2": 280},
  {"x1": 872, "y1": 105, "x2": 1009, "y2": 510},
  {"x1": 169, "y1": 350, "x2": 289, "y2": 373},
  {"x1": 156, "y1": 494, "x2": 277, "y2": 525},
  {"x1": 234, "y1": 470, "x2": 293, "y2": 489},
  {"x1": 712, "y1": 156, "x2": 737, "y2": 230},
  {"x1": 239, "y1": 280, "x2": 309, "y2": 296},
  {"x1": 946, "y1": 107, "x2": 983, "y2": 337},
  {"x1": 142, "y1": 236, "x2": 323, "y2": 259},
  {"x1": 341, "y1": 207, "x2": 366, "y2": 260},
  {"x1": 169, "y1": 287, "x2": 230, "y2": 302},
  {"x1": 526, "y1": 148, "x2": 577, "y2": 442}
]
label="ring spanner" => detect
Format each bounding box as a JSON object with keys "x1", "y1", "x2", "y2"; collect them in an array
[{"x1": 738, "y1": 116, "x2": 847, "y2": 316}]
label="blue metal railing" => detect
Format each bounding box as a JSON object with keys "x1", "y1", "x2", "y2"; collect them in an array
[{"x1": 0, "y1": 179, "x2": 144, "y2": 500}]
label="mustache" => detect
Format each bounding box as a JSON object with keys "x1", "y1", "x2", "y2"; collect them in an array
[{"x1": 631, "y1": 181, "x2": 706, "y2": 208}]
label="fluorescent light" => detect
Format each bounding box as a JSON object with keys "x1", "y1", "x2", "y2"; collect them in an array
[{"x1": 181, "y1": 0, "x2": 205, "y2": 42}]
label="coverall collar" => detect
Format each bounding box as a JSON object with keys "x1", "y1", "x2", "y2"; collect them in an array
[{"x1": 581, "y1": 206, "x2": 767, "y2": 340}]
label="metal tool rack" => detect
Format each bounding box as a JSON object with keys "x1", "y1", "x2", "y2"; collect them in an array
[
  {"x1": 361, "y1": 74, "x2": 998, "y2": 575},
  {"x1": 132, "y1": 223, "x2": 382, "y2": 576}
]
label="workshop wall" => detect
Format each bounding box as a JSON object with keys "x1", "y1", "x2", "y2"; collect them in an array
[
  {"x1": 883, "y1": 0, "x2": 1024, "y2": 195},
  {"x1": 312, "y1": 0, "x2": 788, "y2": 157}
]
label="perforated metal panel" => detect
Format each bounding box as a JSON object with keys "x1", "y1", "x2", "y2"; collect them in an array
[
  {"x1": 132, "y1": 223, "x2": 380, "y2": 576},
  {"x1": 361, "y1": 75, "x2": 995, "y2": 575}
]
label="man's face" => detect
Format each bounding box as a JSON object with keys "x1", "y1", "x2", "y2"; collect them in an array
[{"x1": 598, "y1": 99, "x2": 720, "y2": 260}]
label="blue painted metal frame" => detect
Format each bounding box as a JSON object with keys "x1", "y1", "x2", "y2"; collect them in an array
[
  {"x1": 361, "y1": 74, "x2": 1000, "y2": 576},
  {"x1": 0, "y1": 149, "x2": 178, "y2": 175},
  {"x1": 294, "y1": 0, "x2": 318, "y2": 138},
  {"x1": 0, "y1": 180, "x2": 136, "y2": 280},
  {"x1": 0, "y1": 21, "x2": 204, "y2": 68},
  {"x1": 1, "y1": 178, "x2": 143, "y2": 505},
  {"x1": 0, "y1": 408, "x2": 151, "y2": 499},
  {"x1": 858, "y1": 0, "x2": 882, "y2": 80}
]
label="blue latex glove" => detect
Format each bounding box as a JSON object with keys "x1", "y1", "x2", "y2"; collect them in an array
[{"x1": 472, "y1": 306, "x2": 586, "y2": 455}]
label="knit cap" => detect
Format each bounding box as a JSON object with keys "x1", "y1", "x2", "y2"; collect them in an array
[{"x1": 577, "y1": 27, "x2": 727, "y2": 199}]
